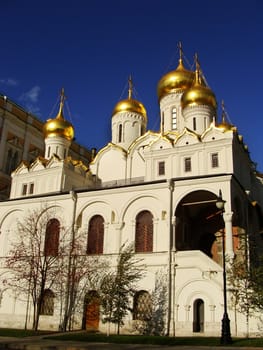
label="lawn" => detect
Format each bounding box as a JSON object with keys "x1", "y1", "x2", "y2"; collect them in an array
[
  {"x1": 0, "y1": 329, "x2": 263, "y2": 347},
  {"x1": 45, "y1": 332, "x2": 263, "y2": 347}
]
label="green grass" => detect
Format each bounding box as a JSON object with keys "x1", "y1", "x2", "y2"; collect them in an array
[
  {"x1": 0, "y1": 329, "x2": 263, "y2": 347},
  {"x1": 0, "y1": 328, "x2": 53, "y2": 338},
  {"x1": 45, "y1": 332, "x2": 263, "y2": 347}
]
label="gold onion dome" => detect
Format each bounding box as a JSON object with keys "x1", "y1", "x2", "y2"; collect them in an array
[
  {"x1": 181, "y1": 62, "x2": 217, "y2": 110},
  {"x1": 43, "y1": 89, "x2": 74, "y2": 140},
  {"x1": 157, "y1": 59, "x2": 195, "y2": 100},
  {"x1": 157, "y1": 43, "x2": 195, "y2": 100},
  {"x1": 112, "y1": 77, "x2": 147, "y2": 119}
]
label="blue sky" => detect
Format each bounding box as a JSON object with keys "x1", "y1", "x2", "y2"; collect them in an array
[{"x1": 1, "y1": 0, "x2": 263, "y2": 171}]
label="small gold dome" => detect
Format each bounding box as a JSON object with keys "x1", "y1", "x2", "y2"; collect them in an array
[
  {"x1": 43, "y1": 89, "x2": 74, "y2": 140},
  {"x1": 112, "y1": 76, "x2": 147, "y2": 119},
  {"x1": 181, "y1": 69, "x2": 217, "y2": 109},
  {"x1": 112, "y1": 98, "x2": 147, "y2": 118},
  {"x1": 217, "y1": 101, "x2": 235, "y2": 131},
  {"x1": 157, "y1": 59, "x2": 195, "y2": 100}
]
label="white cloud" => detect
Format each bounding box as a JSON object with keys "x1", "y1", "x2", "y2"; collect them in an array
[
  {"x1": 19, "y1": 86, "x2": 41, "y2": 103},
  {"x1": 19, "y1": 86, "x2": 41, "y2": 116},
  {"x1": 0, "y1": 78, "x2": 19, "y2": 86},
  {"x1": 24, "y1": 103, "x2": 41, "y2": 115}
]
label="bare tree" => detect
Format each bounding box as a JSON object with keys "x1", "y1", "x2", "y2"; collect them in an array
[
  {"x1": 4, "y1": 207, "x2": 108, "y2": 332},
  {"x1": 100, "y1": 242, "x2": 144, "y2": 335},
  {"x1": 59, "y1": 235, "x2": 107, "y2": 331},
  {"x1": 4, "y1": 208, "x2": 68, "y2": 330}
]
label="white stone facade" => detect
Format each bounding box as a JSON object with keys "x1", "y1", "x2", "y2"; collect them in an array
[{"x1": 0, "y1": 57, "x2": 262, "y2": 337}]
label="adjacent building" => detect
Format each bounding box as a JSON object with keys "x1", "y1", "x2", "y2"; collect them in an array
[{"x1": 0, "y1": 93, "x2": 92, "y2": 199}]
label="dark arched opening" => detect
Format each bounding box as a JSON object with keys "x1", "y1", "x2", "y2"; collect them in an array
[
  {"x1": 175, "y1": 190, "x2": 223, "y2": 260},
  {"x1": 193, "y1": 298, "x2": 204, "y2": 332}
]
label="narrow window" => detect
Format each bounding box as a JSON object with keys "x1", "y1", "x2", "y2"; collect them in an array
[
  {"x1": 64, "y1": 148, "x2": 67, "y2": 159},
  {"x1": 29, "y1": 183, "x2": 34, "y2": 194},
  {"x1": 211, "y1": 153, "x2": 219, "y2": 168},
  {"x1": 44, "y1": 218, "x2": 60, "y2": 256},
  {"x1": 193, "y1": 117, "x2": 196, "y2": 131},
  {"x1": 56, "y1": 146, "x2": 59, "y2": 155},
  {"x1": 22, "y1": 184, "x2": 27, "y2": 196},
  {"x1": 161, "y1": 111, "x2": 164, "y2": 133},
  {"x1": 5, "y1": 149, "x2": 13, "y2": 174},
  {"x1": 47, "y1": 146, "x2": 51, "y2": 158},
  {"x1": 135, "y1": 210, "x2": 153, "y2": 253},
  {"x1": 158, "y1": 161, "x2": 165, "y2": 176},
  {"x1": 11, "y1": 151, "x2": 19, "y2": 172},
  {"x1": 184, "y1": 157, "x2": 191, "y2": 172},
  {"x1": 172, "y1": 107, "x2": 177, "y2": 130},
  {"x1": 118, "y1": 124, "x2": 122, "y2": 143},
  {"x1": 87, "y1": 215, "x2": 104, "y2": 254},
  {"x1": 204, "y1": 117, "x2": 207, "y2": 130},
  {"x1": 40, "y1": 289, "x2": 54, "y2": 315}
]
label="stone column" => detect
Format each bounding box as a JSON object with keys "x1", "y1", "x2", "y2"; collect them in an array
[{"x1": 223, "y1": 211, "x2": 233, "y2": 256}]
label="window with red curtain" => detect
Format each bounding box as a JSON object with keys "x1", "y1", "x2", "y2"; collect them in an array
[
  {"x1": 135, "y1": 210, "x2": 153, "y2": 253},
  {"x1": 87, "y1": 215, "x2": 104, "y2": 254},
  {"x1": 44, "y1": 218, "x2": 60, "y2": 256}
]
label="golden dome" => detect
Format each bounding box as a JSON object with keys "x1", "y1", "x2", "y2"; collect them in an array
[
  {"x1": 181, "y1": 68, "x2": 217, "y2": 109},
  {"x1": 217, "y1": 101, "x2": 235, "y2": 131},
  {"x1": 157, "y1": 59, "x2": 195, "y2": 100},
  {"x1": 112, "y1": 77, "x2": 147, "y2": 119},
  {"x1": 43, "y1": 89, "x2": 74, "y2": 141},
  {"x1": 112, "y1": 98, "x2": 147, "y2": 118}
]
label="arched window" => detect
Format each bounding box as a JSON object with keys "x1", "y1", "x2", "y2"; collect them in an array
[
  {"x1": 135, "y1": 210, "x2": 153, "y2": 253},
  {"x1": 40, "y1": 289, "x2": 54, "y2": 315},
  {"x1": 133, "y1": 290, "x2": 152, "y2": 320},
  {"x1": 87, "y1": 215, "x2": 104, "y2": 254},
  {"x1": 172, "y1": 107, "x2": 177, "y2": 130},
  {"x1": 44, "y1": 218, "x2": 60, "y2": 256}
]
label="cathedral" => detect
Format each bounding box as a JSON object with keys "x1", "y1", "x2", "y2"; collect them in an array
[{"x1": 0, "y1": 47, "x2": 263, "y2": 337}]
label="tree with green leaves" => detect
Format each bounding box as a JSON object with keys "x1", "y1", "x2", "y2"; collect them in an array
[
  {"x1": 227, "y1": 231, "x2": 263, "y2": 337},
  {"x1": 100, "y1": 242, "x2": 144, "y2": 335},
  {"x1": 133, "y1": 271, "x2": 168, "y2": 336}
]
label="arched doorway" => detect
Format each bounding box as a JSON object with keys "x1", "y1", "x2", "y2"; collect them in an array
[
  {"x1": 83, "y1": 291, "x2": 100, "y2": 330},
  {"x1": 175, "y1": 190, "x2": 223, "y2": 260},
  {"x1": 193, "y1": 298, "x2": 204, "y2": 332}
]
